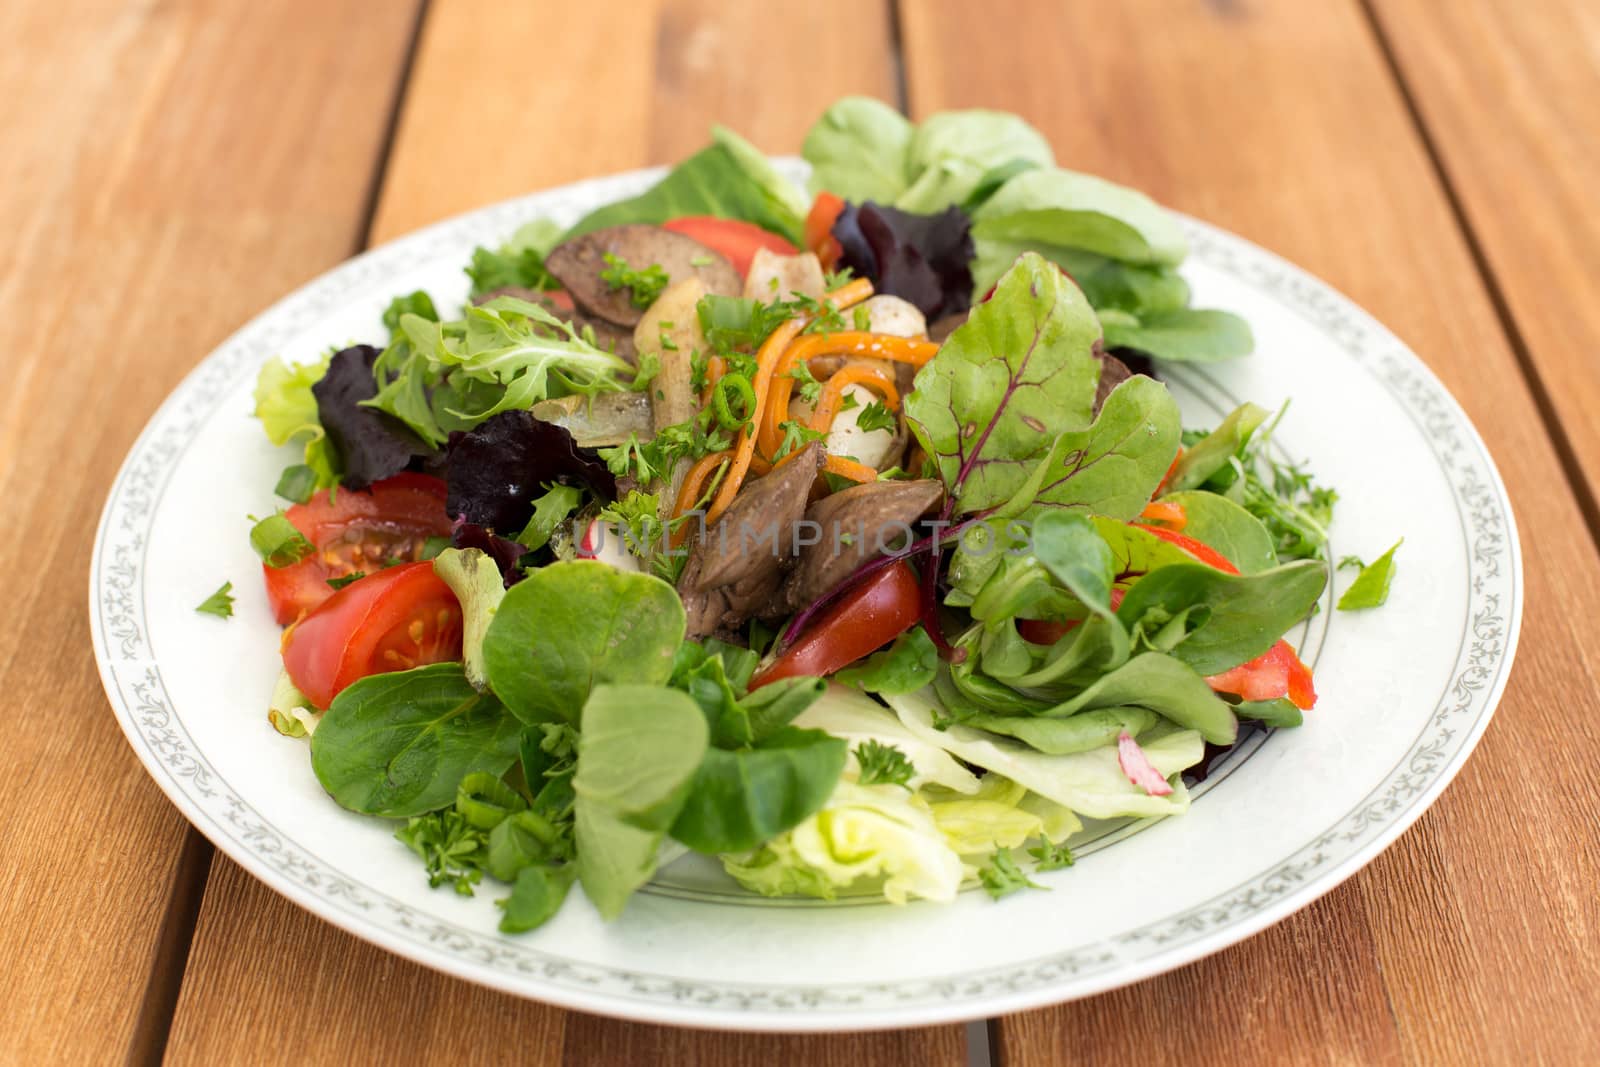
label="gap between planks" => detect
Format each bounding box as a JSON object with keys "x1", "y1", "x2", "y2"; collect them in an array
[
  {"x1": 124, "y1": 3, "x2": 435, "y2": 1064},
  {"x1": 1357, "y1": 0, "x2": 1600, "y2": 551}
]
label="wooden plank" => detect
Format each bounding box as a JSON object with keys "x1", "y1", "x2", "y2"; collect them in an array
[
  {"x1": 164, "y1": 2, "x2": 966, "y2": 1063},
  {"x1": 1365, "y1": 1, "x2": 1600, "y2": 513},
  {"x1": 900, "y1": 0, "x2": 1600, "y2": 1063},
  {"x1": 0, "y1": 1, "x2": 421, "y2": 1062}
]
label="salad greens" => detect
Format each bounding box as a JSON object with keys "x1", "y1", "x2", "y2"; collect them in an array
[
  {"x1": 245, "y1": 98, "x2": 1390, "y2": 935},
  {"x1": 194, "y1": 582, "x2": 235, "y2": 619}
]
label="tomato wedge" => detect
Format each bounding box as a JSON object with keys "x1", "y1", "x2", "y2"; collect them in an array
[
  {"x1": 751, "y1": 562, "x2": 920, "y2": 689},
  {"x1": 1207, "y1": 640, "x2": 1317, "y2": 710},
  {"x1": 1135, "y1": 522, "x2": 1317, "y2": 710},
  {"x1": 281, "y1": 562, "x2": 464, "y2": 709},
  {"x1": 1140, "y1": 524, "x2": 1239, "y2": 573},
  {"x1": 262, "y1": 473, "x2": 453, "y2": 625},
  {"x1": 803, "y1": 193, "x2": 846, "y2": 271},
  {"x1": 661, "y1": 217, "x2": 798, "y2": 277}
]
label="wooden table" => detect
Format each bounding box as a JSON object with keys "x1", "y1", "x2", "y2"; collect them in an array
[{"x1": 6, "y1": 0, "x2": 1598, "y2": 1062}]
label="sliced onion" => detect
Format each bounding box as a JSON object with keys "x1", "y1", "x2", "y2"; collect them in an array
[{"x1": 1117, "y1": 731, "x2": 1174, "y2": 796}]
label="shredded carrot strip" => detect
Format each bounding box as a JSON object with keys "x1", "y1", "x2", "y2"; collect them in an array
[
  {"x1": 808, "y1": 364, "x2": 901, "y2": 435},
  {"x1": 760, "y1": 332, "x2": 939, "y2": 459},
  {"x1": 1139, "y1": 500, "x2": 1187, "y2": 531},
  {"x1": 826, "y1": 277, "x2": 875, "y2": 313},
  {"x1": 707, "y1": 318, "x2": 805, "y2": 525},
  {"x1": 698, "y1": 355, "x2": 728, "y2": 406},
  {"x1": 823, "y1": 454, "x2": 879, "y2": 484},
  {"x1": 671, "y1": 449, "x2": 733, "y2": 546}
]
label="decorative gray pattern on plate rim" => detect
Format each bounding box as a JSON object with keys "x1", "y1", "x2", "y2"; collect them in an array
[{"x1": 89, "y1": 162, "x2": 1521, "y2": 1028}]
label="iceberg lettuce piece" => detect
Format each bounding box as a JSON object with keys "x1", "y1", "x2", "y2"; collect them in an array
[
  {"x1": 794, "y1": 684, "x2": 981, "y2": 794},
  {"x1": 885, "y1": 688, "x2": 1202, "y2": 820},
  {"x1": 722, "y1": 781, "x2": 964, "y2": 904}
]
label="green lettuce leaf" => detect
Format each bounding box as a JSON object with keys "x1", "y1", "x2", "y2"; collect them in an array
[
  {"x1": 1102, "y1": 308, "x2": 1255, "y2": 363},
  {"x1": 802, "y1": 96, "x2": 914, "y2": 202},
  {"x1": 482, "y1": 561, "x2": 686, "y2": 725},
  {"x1": 973, "y1": 167, "x2": 1189, "y2": 267},
  {"x1": 563, "y1": 129, "x2": 806, "y2": 245},
  {"x1": 253, "y1": 353, "x2": 339, "y2": 487},
  {"x1": 904, "y1": 252, "x2": 1102, "y2": 514}
]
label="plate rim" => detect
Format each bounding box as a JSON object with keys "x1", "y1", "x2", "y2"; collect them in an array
[{"x1": 88, "y1": 161, "x2": 1524, "y2": 1031}]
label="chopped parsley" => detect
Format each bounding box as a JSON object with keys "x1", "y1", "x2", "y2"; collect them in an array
[
  {"x1": 977, "y1": 848, "x2": 1045, "y2": 899},
  {"x1": 854, "y1": 399, "x2": 898, "y2": 434},
  {"x1": 395, "y1": 810, "x2": 489, "y2": 896},
  {"x1": 599, "y1": 253, "x2": 669, "y2": 309},
  {"x1": 194, "y1": 582, "x2": 235, "y2": 619},
  {"x1": 854, "y1": 740, "x2": 915, "y2": 788},
  {"x1": 1028, "y1": 840, "x2": 1075, "y2": 872}
]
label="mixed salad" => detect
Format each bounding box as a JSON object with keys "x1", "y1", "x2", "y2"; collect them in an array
[{"x1": 216, "y1": 99, "x2": 1399, "y2": 933}]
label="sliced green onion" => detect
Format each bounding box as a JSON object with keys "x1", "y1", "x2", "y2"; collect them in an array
[
  {"x1": 455, "y1": 771, "x2": 527, "y2": 830},
  {"x1": 711, "y1": 373, "x2": 756, "y2": 430},
  {"x1": 249, "y1": 513, "x2": 313, "y2": 568}
]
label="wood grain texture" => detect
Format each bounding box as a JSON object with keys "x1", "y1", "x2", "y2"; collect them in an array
[
  {"x1": 900, "y1": 0, "x2": 1600, "y2": 1063},
  {"x1": 0, "y1": 1, "x2": 420, "y2": 1062},
  {"x1": 164, "y1": 2, "x2": 964, "y2": 1063},
  {"x1": 1366, "y1": 0, "x2": 1600, "y2": 511},
  {"x1": 369, "y1": 0, "x2": 902, "y2": 241}
]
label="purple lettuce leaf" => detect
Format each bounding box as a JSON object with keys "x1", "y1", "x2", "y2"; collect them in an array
[{"x1": 831, "y1": 201, "x2": 974, "y2": 320}]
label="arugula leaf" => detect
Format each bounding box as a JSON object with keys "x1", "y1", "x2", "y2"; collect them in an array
[
  {"x1": 496, "y1": 864, "x2": 577, "y2": 933},
  {"x1": 381, "y1": 290, "x2": 438, "y2": 342},
  {"x1": 573, "y1": 684, "x2": 708, "y2": 919},
  {"x1": 854, "y1": 740, "x2": 915, "y2": 787},
  {"x1": 1337, "y1": 538, "x2": 1402, "y2": 611},
  {"x1": 482, "y1": 562, "x2": 686, "y2": 725},
  {"x1": 310, "y1": 664, "x2": 522, "y2": 818},
  {"x1": 194, "y1": 582, "x2": 235, "y2": 619},
  {"x1": 978, "y1": 847, "x2": 1045, "y2": 899},
  {"x1": 395, "y1": 810, "x2": 488, "y2": 896},
  {"x1": 1102, "y1": 308, "x2": 1255, "y2": 363},
  {"x1": 249, "y1": 512, "x2": 312, "y2": 568},
  {"x1": 669, "y1": 727, "x2": 847, "y2": 854},
  {"x1": 465, "y1": 218, "x2": 562, "y2": 298},
  {"x1": 1168, "y1": 403, "x2": 1270, "y2": 491},
  {"x1": 905, "y1": 252, "x2": 1102, "y2": 513},
  {"x1": 515, "y1": 483, "x2": 585, "y2": 552},
  {"x1": 835, "y1": 628, "x2": 939, "y2": 695},
  {"x1": 565, "y1": 128, "x2": 806, "y2": 245}
]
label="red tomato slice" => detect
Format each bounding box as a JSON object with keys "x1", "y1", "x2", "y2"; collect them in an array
[
  {"x1": 803, "y1": 193, "x2": 846, "y2": 271},
  {"x1": 263, "y1": 473, "x2": 453, "y2": 625},
  {"x1": 661, "y1": 217, "x2": 798, "y2": 277},
  {"x1": 1206, "y1": 639, "x2": 1317, "y2": 710},
  {"x1": 751, "y1": 562, "x2": 921, "y2": 689},
  {"x1": 1018, "y1": 589, "x2": 1126, "y2": 645},
  {"x1": 1136, "y1": 521, "x2": 1317, "y2": 709},
  {"x1": 1140, "y1": 524, "x2": 1240, "y2": 574},
  {"x1": 281, "y1": 561, "x2": 463, "y2": 709}
]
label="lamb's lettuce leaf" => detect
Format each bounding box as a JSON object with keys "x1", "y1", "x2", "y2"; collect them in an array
[
  {"x1": 669, "y1": 727, "x2": 847, "y2": 854},
  {"x1": 482, "y1": 561, "x2": 685, "y2": 725},
  {"x1": 572, "y1": 684, "x2": 708, "y2": 919},
  {"x1": 1158, "y1": 490, "x2": 1278, "y2": 574}
]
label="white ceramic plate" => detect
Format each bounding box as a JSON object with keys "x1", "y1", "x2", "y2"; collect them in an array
[{"x1": 90, "y1": 162, "x2": 1521, "y2": 1031}]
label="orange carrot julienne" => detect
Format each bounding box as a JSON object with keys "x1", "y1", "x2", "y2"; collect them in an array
[
  {"x1": 671, "y1": 449, "x2": 733, "y2": 546},
  {"x1": 808, "y1": 364, "x2": 901, "y2": 435},
  {"x1": 698, "y1": 355, "x2": 728, "y2": 406},
  {"x1": 760, "y1": 332, "x2": 939, "y2": 459},
  {"x1": 707, "y1": 318, "x2": 805, "y2": 525},
  {"x1": 822, "y1": 454, "x2": 879, "y2": 484}
]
